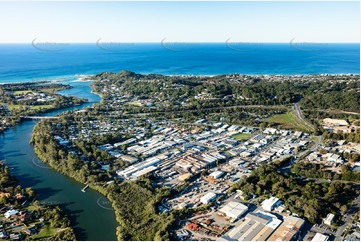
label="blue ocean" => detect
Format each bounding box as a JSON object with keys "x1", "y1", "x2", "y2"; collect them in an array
[{"x1": 0, "y1": 43, "x2": 359, "y2": 83}]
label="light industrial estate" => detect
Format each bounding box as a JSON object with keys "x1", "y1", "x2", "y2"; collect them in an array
[{"x1": 30, "y1": 71, "x2": 360, "y2": 241}]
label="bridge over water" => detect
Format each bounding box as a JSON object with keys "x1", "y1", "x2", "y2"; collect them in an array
[{"x1": 22, "y1": 116, "x2": 59, "y2": 120}]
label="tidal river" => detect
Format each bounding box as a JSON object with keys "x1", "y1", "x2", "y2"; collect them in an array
[{"x1": 0, "y1": 81, "x2": 118, "y2": 241}]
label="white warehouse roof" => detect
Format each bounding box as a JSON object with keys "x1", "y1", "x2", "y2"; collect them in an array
[
  {"x1": 311, "y1": 233, "x2": 329, "y2": 241},
  {"x1": 219, "y1": 202, "x2": 248, "y2": 219},
  {"x1": 209, "y1": 170, "x2": 224, "y2": 179},
  {"x1": 200, "y1": 192, "x2": 217, "y2": 204},
  {"x1": 262, "y1": 196, "x2": 281, "y2": 211}
]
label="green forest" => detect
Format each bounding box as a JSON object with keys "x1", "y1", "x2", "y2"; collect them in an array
[{"x1": 93, "y1": 71, "x2": 360, "y2": 113}]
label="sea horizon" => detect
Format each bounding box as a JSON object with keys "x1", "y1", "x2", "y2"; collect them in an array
[
  {"x1": 0, "y1": 43, "x2": 359, "y2": 83},
  {"x1": 0, "y1": 42, "x2": 360, "y2": 44}
]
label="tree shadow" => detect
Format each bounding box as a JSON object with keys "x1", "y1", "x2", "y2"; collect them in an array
[
  {"x1": 0, "y1": 150, "x2": 27, "y2": 159},
  {"x1": 34, "y1": 187, "x2": 64, "y2": 201},
  {"x1": 59, "y1": 205, "x2": 87, "y2": 241},
  {"x1": 16, "y1": 174, "x2": 43, "y2": 188}
]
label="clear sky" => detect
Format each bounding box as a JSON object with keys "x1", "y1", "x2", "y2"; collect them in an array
[{"x1": 0, "y1": 1, "x2": 359, "y2": 43}]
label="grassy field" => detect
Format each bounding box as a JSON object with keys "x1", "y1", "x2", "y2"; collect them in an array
[
  {"x1": 13, "y1": 87, "x2": 64, "y2": 95},
  {"x1": 40, "y1": 87, "x2": 64, "y2": 93},
  {"x1": 30, "y1": 224, "x2": 54, "y2": 240},
  {"x1": 26, "y1": 205, "x2": 37, "y2": 211},
  {"x1": 127, "y1": 101, "x2": 143, "y2": 106},
  {"x1": 13, "y1": 90, "x2": 33, "y2": 95},
  {"x1": 8, "y1": 104, "x2": 53, "y2": 111},
  {"x1": 265, "y1": 112, "x2": 311, "y2": 131},
  {"x1": 232, "y1": 133, "x2": 252, "y2": 140}
]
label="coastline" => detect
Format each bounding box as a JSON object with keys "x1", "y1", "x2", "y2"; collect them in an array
[
  {"x1": 90, "y1": 72, "x2": 360, "y2": 78},
  {"x1": 0, "y1": 71, "x2": 360, "y2": 85}
]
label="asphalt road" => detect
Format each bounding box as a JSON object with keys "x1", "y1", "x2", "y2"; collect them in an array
[
  {"x1": 311, "y1": 135, "x2": 323, "y2": 152},
  {"x1": 335, "y1": 195, "x2": 360, "y2": 241},
  {"x1": 293, "y1": 102, "x2": 314, "y2": 131}
]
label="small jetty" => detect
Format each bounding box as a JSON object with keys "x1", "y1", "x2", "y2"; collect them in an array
[{"x1": 81, "y1": 185, "x2": 89, "y2": 193}]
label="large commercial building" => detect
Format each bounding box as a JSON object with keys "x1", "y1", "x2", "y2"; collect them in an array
[
  {"x1": 311, "y1": 233, "x2": 329, "y2": 241},
  {"x1": 218, "y1": 202, "x2": 248, "y2": 220},
  {"x1": 222, "y1": 211, "x2": 282, "y2": 241},
  {"x1": 267, "y1": 216, "x2": 305, "y2": 241},
  {"x1": 117, "y1": 156, "x2": 163, "y2": 179},
  {"x1": 209, "y1": 170, "x2": 224, "y2": 179},
  {"x1": 261, "y1": 196, "x2": 282, "y2": 212},
  {"x1": 323, "y1": 213, "x2": 335, "y2": 226},
  {"x1": 200, "y1": 192, "x2": 217, "y2": 204}
]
